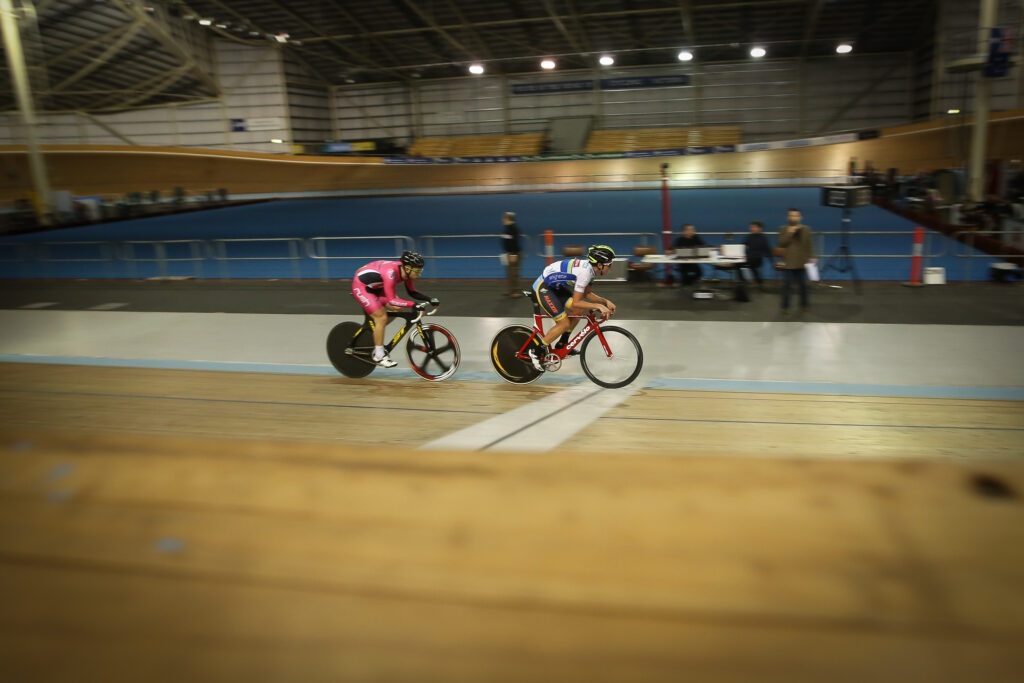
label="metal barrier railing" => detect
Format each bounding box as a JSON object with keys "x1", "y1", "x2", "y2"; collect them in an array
[
  {"x1": 36, "y1": 240, "x2": 117, "y2": 278},
  {"x1": 305, "y1": 235, "x2": 415, "y2": 281},
  {"x1": 952, "y1": 229, "x2": 1024, "y2": 281},
  {"x1": 421, "y1": 233, "x2": 535, "y2": 260},
  {"x1": 121, "y1": 239, "x2": 208, "y2": 279},
  {"x1": 662, "y1": 229, "x2": 948, "y2": 259},
  {"x1": 536, "y1": 231, "x2": 659, "y2": 258},
  {"x1": 6, "y1": 225, "x2": 1007, "y2": 281},
  {"x1": 0, "y1": 242, "x2": 31, "y2": 263},
  {"x1": 316, "y1": 168, "x2": 846, "y2": 192},
  {"x1": 210, "y1": 238, "x2": 305, "y2": 279}
]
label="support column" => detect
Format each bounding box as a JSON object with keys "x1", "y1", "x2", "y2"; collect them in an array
[
  {"x1": 930, "y1": 0, "x2": 946, "y2": 119},
  {"x1": 0, "y1": 0, "x2": 52, "y2": 224},
  {"x1": 968, "y1": 0, "x2": 997, "y2": 201}
]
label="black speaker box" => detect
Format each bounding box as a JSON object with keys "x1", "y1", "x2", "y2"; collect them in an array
[{"x1": 821, "y1": 186, "x2": 871, "y2": 208}]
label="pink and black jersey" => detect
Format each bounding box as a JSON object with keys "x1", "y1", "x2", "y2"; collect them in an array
[{"x1": 353, "y1": 260, "x2": 424, "y2": 309}]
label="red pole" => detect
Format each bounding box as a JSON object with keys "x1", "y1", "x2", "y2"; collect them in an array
[
  {"x1": 544, "y1": 229, "x2": 554, "y2": 266},
  {"x1": 903, "y1": 226, "x2": 925, "y2": 287},
  {"x1": 910, "y1": 226, "x2": 924, "y2": 284},
  {"x1": 661, "y1": 165, "x2": 674, "y2": 285}
]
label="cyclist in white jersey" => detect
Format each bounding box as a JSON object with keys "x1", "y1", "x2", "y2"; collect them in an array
[{"x1": 528, "y1": 244, "x2": 617, "y2": 370}]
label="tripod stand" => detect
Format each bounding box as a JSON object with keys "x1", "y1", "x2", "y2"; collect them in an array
[{"x1": 820, "y1": 207, "x2": 862, "y2": 293}]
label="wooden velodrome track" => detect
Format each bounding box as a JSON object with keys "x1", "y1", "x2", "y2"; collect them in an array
[
  {"x1": 2, "y1": 357, "x2": 1024, "y2": 682},
  {"x1": 3, "y1": 123, "x2": 1024, "y2": 678}
]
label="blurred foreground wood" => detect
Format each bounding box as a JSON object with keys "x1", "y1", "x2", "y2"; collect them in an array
[{"x1": 1, "y1": 430, "x2": 1022, "y2": 682}]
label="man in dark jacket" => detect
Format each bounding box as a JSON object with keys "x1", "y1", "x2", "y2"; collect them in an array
[
  {"x1": 777, "y1": 208, "x2": 816, "y2": 312},
  {"x1": 501, "y1": 211, "x2": 523, "y2": 297},
  {"x1": 743, "y1": 220, "x2": 773, "y2": 288},
  {"x1": 671, "y1": 223, "x2": 706, "y2": 285}
]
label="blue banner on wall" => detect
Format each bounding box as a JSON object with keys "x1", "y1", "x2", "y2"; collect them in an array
[
  {"x1": 511, "y1": 74, "x2": 691, "y2": 95},
  {"x1": 511, "y1": 80, "x2": 593, "y2": 95},
  {"x1": 600, "y1": 75, "x2": 690, "y2": 89}
]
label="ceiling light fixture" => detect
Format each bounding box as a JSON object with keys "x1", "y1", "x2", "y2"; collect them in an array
[
  {"x1": 540, "y1": 58, "x2": 556, "y2": 70},
  {"x1": 677, "y1": 50, "x2": 693, "y2": 62},
  {"x1": 750, "y1": 46, "x2": 766, "y2": 58},
  {"x1": 198, "y1": 18, "x2": 212, "y2": 26},
  {"x1": 270, "y1": 139, "x2": 284, "y2": 144},
  {"x1": 947, "y1": 108, "x2": 961, "y2": 114},
  {"x1": 468, "y1": 63, "x2": 484, "y2": 75},
  {"x1": 599, "y1": 55, "x2": 614, "y2": 66},
  {"x1": 836, "y1": 43, "x2": 853, "y2": 54}
]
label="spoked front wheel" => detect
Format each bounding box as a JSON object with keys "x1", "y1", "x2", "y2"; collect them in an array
[
  {"x1": 490, "y1": 324, "x2": 543, "y2": 384},
  {"x1": 326, "y1": 322, "x2": 375, "y2": 378},
  {"x1": 406, "y1": 324, "x2": 460, "y2": 381},
  {"x1": 580, "y1": 325, "x2": 643, "y2": 388}
]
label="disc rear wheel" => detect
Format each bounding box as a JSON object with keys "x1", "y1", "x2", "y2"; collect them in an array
[
  {"x1": 326, "y1": 321, "x2": 375, "y2": 378},
  {"x1": 489, "y1": 325, "x2": 543, "y2": 384}
]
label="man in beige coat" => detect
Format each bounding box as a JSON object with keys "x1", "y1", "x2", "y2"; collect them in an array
[{"x1": 776, "y1": 208, "x2": 816, "y2": 311}]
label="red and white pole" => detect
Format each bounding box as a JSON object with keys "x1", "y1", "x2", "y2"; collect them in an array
[
  {"x1": 544, "y1": 229, "x2": 554, "y2": 266},
  {"x1": 661, "y1": 165, "x2": 674, "y2": 285},
  {"x1": 904, "y1": 226, "x2": 925, "y2": 287}
]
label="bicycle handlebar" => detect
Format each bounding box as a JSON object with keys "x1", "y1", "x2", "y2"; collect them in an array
[{"x1": 411, "y1": 300, "x2": 441, "y2": 320}]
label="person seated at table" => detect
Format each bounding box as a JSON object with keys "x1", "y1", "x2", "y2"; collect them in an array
[
  {"x1": 743, "y1": 220, "x2": 773, "y2": 288},
  {"x1": 672, "y1": 223, "x2": 706, "y2": 285}
]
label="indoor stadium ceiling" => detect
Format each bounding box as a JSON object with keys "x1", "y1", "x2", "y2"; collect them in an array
[{"x1": 2, "y1": 0, "x2": 938, "y2": 113}]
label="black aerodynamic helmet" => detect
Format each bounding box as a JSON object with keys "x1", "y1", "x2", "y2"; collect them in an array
[
  {"x1": 400, "y1": 250, "x2": 425, "y2": 268},
  {"x1": 587, "y1": 244, "x2": 616, "y2": 265}
]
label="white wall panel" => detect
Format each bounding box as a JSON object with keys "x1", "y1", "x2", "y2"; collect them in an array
[{"x1": 332, "y1": 83, "x2": 412, "y2": 141}]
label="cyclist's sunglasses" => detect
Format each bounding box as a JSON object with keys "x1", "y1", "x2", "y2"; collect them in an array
[{"x1": 407, "y1": 267, "x2": 423, "y2": 274}]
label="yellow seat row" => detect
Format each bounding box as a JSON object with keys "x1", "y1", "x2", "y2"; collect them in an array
[
  {"x1": 408, "y1": 133, "x2": 544, "y2": 158},
  {"x1": 584, "y1": 126, "x2": 741, "y2": 153}
]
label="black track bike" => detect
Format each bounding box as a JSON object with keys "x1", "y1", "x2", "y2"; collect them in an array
[{"x1": 326, "y1": 303, "x2": 460, "y2": 381}]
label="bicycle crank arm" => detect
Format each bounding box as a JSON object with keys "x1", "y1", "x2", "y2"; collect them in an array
[{"x1": 344, "y1": 348, "x2": 379, "y2": 366}]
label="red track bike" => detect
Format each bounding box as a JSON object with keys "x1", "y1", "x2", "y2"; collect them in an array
[{"x1": 489, "y1": 290, "x2": 643, "y2": 388}]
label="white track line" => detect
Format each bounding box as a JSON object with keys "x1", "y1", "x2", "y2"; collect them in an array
[
  {"x1": 420, "y1": 379, "x2": 642, "y2": 452},
  {"x1": 488, "y1": 383, "x2": 642, "y2": 452}
]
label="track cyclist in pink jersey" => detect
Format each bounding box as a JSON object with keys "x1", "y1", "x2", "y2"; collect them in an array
[
  {"x1": 351, "y1": 250, "x2": 438, "y2": 368},
  {"x1": 528, "y1": 244, "x2": 617, "y2": 371}
]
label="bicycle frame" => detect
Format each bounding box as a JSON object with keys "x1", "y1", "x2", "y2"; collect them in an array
[
  {"x1": 515, "y1": 311, "x2": 612, "y2": 360},
  {"x1": 348, "y1": 310, "x2": 427, "y2": 364}
]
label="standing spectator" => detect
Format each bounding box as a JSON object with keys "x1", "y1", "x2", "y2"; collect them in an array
[
  {"x1": 671, "y1": 223, "x2": 706, "y2": 285},
  {"x1": 743, "y1": 220, "x2": 773, "y2": 289},
  {"x1": 776, "y1": 208, "x2": 815, "y2": 312},
  {"x1": 501, "y1": 211, "x2": 522, "y2": 297}
]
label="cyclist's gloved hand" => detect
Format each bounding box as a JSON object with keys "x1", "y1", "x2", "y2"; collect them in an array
[
  {"x1": 415, "y1": 302, "x2": 431, "y2": 311},
  {"x1": 429, "y1": 297, "x2": 440, "y2": 306}
]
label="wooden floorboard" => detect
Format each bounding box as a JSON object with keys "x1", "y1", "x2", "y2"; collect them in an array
[
  {"x1": 1, "y1": 364, "x2": 1023, "y2": 681},
  {"x1": 1, "y1": 430, "x2": 1023, "y2": 682}
]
